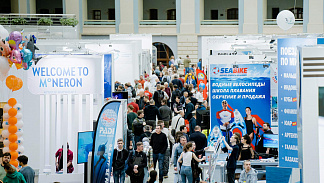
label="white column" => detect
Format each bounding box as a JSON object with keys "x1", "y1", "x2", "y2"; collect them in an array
[
  {"x1": 307, "y1": 0, "x2": 324, "y2": 33},
  {"x1": 180, "y1": 0, "x2": 195, "y2": 34},
  {"x1": 119, "y1": 0, "x2": 135, "y2": 33},
  {"x1": 243, "y1": 0, "x2": 258, "y2": 34}
]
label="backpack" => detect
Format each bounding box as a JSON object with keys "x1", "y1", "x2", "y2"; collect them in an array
[
  {"x1": 157, "y1": 90, "x2": 164, "y2": 104},
  {"x1": 162, "y1": 77, "x2": 168, "y2": 83},
  {"x1": 132, "y1": 87, "x2": 136, "y2": 98},
  {"x1": 133, "y1": 119, "x2": 144, "y2": 136},
  {"x1": 126, "y1": 151, "x2": 144, "y2": 176}
]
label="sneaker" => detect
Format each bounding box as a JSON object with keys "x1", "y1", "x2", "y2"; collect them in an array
[{"x1": 163, "y1": 176, "x2": 168, "y2": 178}]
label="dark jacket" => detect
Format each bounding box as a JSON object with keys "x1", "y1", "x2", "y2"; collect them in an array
[
  {"x1": 171, "y1": 89, "x2": 181, "y2": 103},
  {"x1": 144, "y1": 105, "x2": 162, "y2": 121},
  {"x1": 112, "y1": 148, "x2": 129, "y2": 170},
  {"x1": 137, "y1": 97, "x2": 145, "y2": 110},
  {"x1": 158, "y1": 105, "x2": 172, "y2": 122},
  {"x1": 150, "y1": 132, "x2": 168, "y2": 154},
  {"x1": 153, "y1": 90, "x2": 164, "y2": 108},
  {"x1": 227, "y1": 145, "x2": 239, "y2": 170},
  {"x1": 171, "y1": 79, "x2": 183, "y2": 89},
  {"x1": 256, "y1": 129, "x2": 273, "y2": 153},
  {"x1": 190, "y1": 97, "x2": 198, "y2": 106},
  {"x1": 188, "y1": 117, "x2": 196, "y2": 135},
  {"x1": 128, "y1": 151, "x2": 147, "y2": 176},
  {"x1": 140, "y1": 132, "x2": 152, "y2": 142},
  {"x1": 189, "y1": 131, "x2": 207, "y2": 151},
  {"x1": 185, "y1": 102, "x2": 195, "y2": 120}
]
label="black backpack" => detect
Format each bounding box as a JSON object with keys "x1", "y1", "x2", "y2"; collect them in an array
[
  {"x1": 157, "y1": 90, "x2": 164, "y2": 104},
  {"x1": 132, "y1": 87, "x2": 136, "y2": 98},
  {"x1": 162, "y1": 77, "x2": 168, "y2": 83},
  {"x1": 133, "y1": 119, "x2": 144, "y2": 136}
]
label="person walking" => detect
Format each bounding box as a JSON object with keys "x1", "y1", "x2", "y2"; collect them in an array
[
  {"x1": 127, "y1": 142, "x2": 147, "y2": 183},
  {"x1": 150, "y1": 125, "x2": 168, "y2": 183},
  {"x1": 17, "y1": 155, "x2": 34, "y2": 183},
  {"x1": 3, "y1": 163, "x2": 26, "y2": 183},
  {"x1": 112, "y1": 139, "x2": 129, "y2": 183},
  {"x1": 221, "y1": 135, "x2": 240, "y2": 183},
  {"x1": 189, "y1": 126, "x2": 207, "y2": 151},
  {"x1": 183, "y1": 55, "x2": 191, "y2": 74}
]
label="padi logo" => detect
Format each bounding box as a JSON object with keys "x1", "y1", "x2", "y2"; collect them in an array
[
  {"x1": 101, "y1": 109, "x2": 117, "y2": 127},
  {"x1": 198, "y1": 73, "x2": 205, "y2": 80},
  {"x1": 213, "y1": 67, "x2": 248, "y2": 75}
]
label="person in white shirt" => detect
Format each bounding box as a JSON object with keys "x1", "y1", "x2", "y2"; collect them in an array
[
  {"x1": 195, "y1": 87, "x2": 204, "y2": 103},
  {"x1": 171, "y1": 110, "x2": 185, "y2": 133},
  {"x1": 136, "y1": 83, "x2": 145, "y2": 98}
]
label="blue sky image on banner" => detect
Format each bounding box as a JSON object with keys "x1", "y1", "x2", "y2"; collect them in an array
[
  {"x1": 91, "y1": 101, "x2": 120, "y2": 183},
  {"x1": 209, "y1": 64, "x2": 271, "y2": 148}
]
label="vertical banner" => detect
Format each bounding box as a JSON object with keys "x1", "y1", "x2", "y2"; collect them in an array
[
  {"x1": 277, "y1": 38, "x2": 316, "y2": 168},
  {"x1": 196, "y1": 69, "x2": 208, "y2": 100},
  {"x1": 209, "y1": 64, "x2": 270, "y2": 146},
  {"x1": 104, "y1": 54, "x2": 112, "y2": 98},
  {"x1": 91, "y1": 101, "x2": 121, "y2": 183}
]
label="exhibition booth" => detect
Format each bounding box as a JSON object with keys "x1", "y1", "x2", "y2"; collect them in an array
[{"x1": 0, "y1": 25, "x2": 323, "y2": 183}]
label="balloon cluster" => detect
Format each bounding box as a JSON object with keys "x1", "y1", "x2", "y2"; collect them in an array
[
  {"x1": 2, "y1": 98, "x2": 24, "y2": 167},
  {"x1": 0, "y1": 26, "x2": 40, "y2": 82}
]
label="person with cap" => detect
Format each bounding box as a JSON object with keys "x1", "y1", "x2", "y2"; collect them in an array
[{"x1": 216, "y1": 100, "x2": 234, "y2": 143}]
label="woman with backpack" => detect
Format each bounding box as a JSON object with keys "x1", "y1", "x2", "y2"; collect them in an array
[{"x1": 177, "y1": 142, "x2": 206, "y2": 183}]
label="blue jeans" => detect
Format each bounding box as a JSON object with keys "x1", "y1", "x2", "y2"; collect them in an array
[
  {"x1": 180, "y1": 166, "x2": 193, "y2": 183},
  {"x1": 113, "y1": 169, "x2": 125, "y2": 183},
  {"x1": 175, "y1": 65, "x2": 178, "y2": 70},
  {"x1": 143, "y1": 167, "x2": 148, "y2": 183},
  {"x1": 185, "y1": 67, "x2": 189, "y2": 74},
  {"x1": 153, "y1": 153, "x2": 165, "y2": 181}
]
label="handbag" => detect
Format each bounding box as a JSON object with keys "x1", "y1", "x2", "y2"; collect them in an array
[{"x1": 171, "y1": 117, "x2": 181, "y2": 137}]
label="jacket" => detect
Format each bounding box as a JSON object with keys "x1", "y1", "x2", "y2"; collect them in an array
[
  {"x1": 144, "y1": 105, "x2": 162, "y2": 121},
  {"x1": 185, "y1": 103, "x2": 195, "y2": 120},
  {"x1": 189, "y1": 131, "x2": 207, "y2": 151},
  {"x1": 183, "y1": 58, "x2": 191, "y2": 67},
  {"x1": 3, "y1": 171, "x2": 26, "y2": 183},
  {"x1": 112, "y1": 148, "x2": 129, "y2": 170},
  {"x1": 239, "y1": 168, "x2": 258, "y2": 183},
  {"x1": 158, "y1": 105, "x2": 172, "y2": 122}
]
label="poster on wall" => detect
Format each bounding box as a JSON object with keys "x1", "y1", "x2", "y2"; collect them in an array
[
  {"x1": 209, "y1": 64, "x2": 271, "y2": 147},
  {"x1": 91, "y1": 101, "x2": 121, "y2": 183},
  {"x1": 318, "y1": 87, "x2": 324, "y2": 181},
  {"x1": 104, "y1": 54, "x2": 113, "y2": 98},
  {"x1": 277, "y1": 38, "x2": 316, "y2": 168}
]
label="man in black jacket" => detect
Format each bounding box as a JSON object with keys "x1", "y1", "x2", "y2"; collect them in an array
[
  {"x1": 256, "y1": 122, "x2": 273, "y2": 154},
  {"x1": 112, "y1": 139, "x2": 129, "y2": 183},
  {"x1": 150, "y1": 125, "x2": 168, "y2": 183},
  {"x1": 185, "y1": 97, "x2": 195, "y2": 120},
  {"x1": 153, "y1": 85, "x2": 164, "y2": 108},
  {"x1": 189, "y1": 126, "x2": 207, "y2": 151},
  {"x1": 127, "y1": 142, "x2": 147, "y2": 183},
  {"x1": 158, "y1": 100, "x2": 172, "y2": 127},
  {"x1": 171, "y1": 75, "x2": 183, "y2": 90},
  {"x1": 144, "y1": 100, "x2": 162, "y2": 129}
]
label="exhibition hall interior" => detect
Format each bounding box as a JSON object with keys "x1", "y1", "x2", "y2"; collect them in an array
[{"x1": 0, "y1": 0, "x2": 323, "y2": 182}]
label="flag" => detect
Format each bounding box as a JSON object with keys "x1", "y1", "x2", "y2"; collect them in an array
[{"x1": 196, "y1": 69, "x2": 208, "y2": 100}]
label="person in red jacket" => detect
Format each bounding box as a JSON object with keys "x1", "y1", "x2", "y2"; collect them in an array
[{"x1": 128, "y1": 99, "x2": 139, "y2": 113}]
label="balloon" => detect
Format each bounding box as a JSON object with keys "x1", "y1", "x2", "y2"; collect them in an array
[
  {"x1": 8, "y1": 125, "x2": 17, "y2": 134},
  {"x1": 16, "y1": 120, "x2": 23, "y2": 129},
  {"x1": 8, "y1": 31, "x2": 22, "y2": 50},
  {"x1": 9, "y1": 143, "x2": 18, "y2": 151},
  {"x1": 21, "y1": 48, "x2": 33, "y2": 70},
  {"x1": 17, "y1": 137, "x2": 23, "y2": 145},
  {"x1": 16, "y1": 112, "x2": 22, "y2": 120},
  {"x1": 3, "y1": 113, "x2": 9, "y2": 120},
  {"x1": 17, "y1": 146, "x2": 24, "y2": 154},
  {"x1": 2, "y1": 130, "x2": 9, "y2": 138},
  {"x1": 3, "y1": 147, "x2": 10, "y2": 153},
  {"x1": 3, "y1": 139, "x2": 9, "y2": 147},
  {"x1": 9, "y1": 134, "x2": 18, "y2": 142},
  {"x1": 0, "y1": 40, "x2": 11, "y2": 57},
  {"x1": 276, "y1": 10, "x2": 295, "y2": 31},
  {"x1": 8, "y1": 108, "x2": 17, "y2": 117},
  {"x1": 8, "y1": 98, "x2": 17, "y2": 107},
  {"x1": 8, "y1": 117, "x2": 17, "y2": 125},
  {"x1": 10, "y1": 151, "x2": 18, "y2": 160},
  {"x1": 13, "y1": 103, "x2": 22, "y2": 111},
  {"x1": 0, "y1": 25, "x2": 9, "y2": 40},
  {"x1": 0, "y1": 56, "x2": 10, "y2": 81},
  {"x1": 9, "y1": 49, "x2": 22, "y2": 64},
  {"x1": 3, "y1": 122, "x2": 9, "y2": 130},
  {"x1": 16, "y1": 129, "x2": 23, "y2": 137},
  {"x1": 3, "y1": 104, "x2": 11, "y2": 112},
  {"x1": 6, "y1": 76, "x2": 23, "y2": 92},
  {"x1": 10, "y1": 159, "x2": 18, "y2": 167}
]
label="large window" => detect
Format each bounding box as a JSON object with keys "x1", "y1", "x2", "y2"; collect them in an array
[
  {"x1": 227, "y1": 8, "x2": 238, "y2": 20},
  {"x1": 289, "y1": 8, "x2": 303, "y2": 19},
  {"x1": 167, "y1": 9, "x2": 176, "y2": 20},
  {"x1": 87, "y1": 0, "x2": 115, "y2": 20},
  {"x1": 149, "y1": 9, "x2": 158, "y2": 20},
  {"x1": 36, "y1": 0, "x2": 62, "y2": 14},
  {"x1": 267, "y1": 0, "x2": 303, "y2": 19}
]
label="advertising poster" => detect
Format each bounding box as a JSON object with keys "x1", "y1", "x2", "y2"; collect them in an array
[
  {"x1": 318, "y1": 88, "x2": 324, "y2": 182},
  {"x1": 196, "y1": 69, "x2": 208, "y2": 100},
  {"x1": 277, "y1": 38, "x2": 316, "y2": 168},
  {"x1": 91, "y1": 101, "x2": 121, "y2": 183},
  {"x1": 209, "y1": 64, "x2": 270, "y2": 147},
  {"x1": 77, "y1": 131, "x2": 94, "y2": 164},
  {"x1": 104, "y1": 54, "x2": 112, "y2": 98}
]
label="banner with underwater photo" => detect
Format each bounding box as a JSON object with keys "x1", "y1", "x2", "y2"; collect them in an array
[
  {"x1": 209, "y1": 64, "x2": 271, "y2": 147},
  {"x1": 91, "y1": 101, "x2": 121, "y2": 183}
]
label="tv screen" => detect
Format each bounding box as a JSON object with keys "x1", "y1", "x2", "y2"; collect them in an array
[
  {"x1": 263, "y1": 134, "x2": 279, "y2": 148},
  {"x1": 112, "y1": 92, "x2": 128, "y2": 99},
  {"x1": 77, "y1": 131, "x2": 94, "y2": 164}
]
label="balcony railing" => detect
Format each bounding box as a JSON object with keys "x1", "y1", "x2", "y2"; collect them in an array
[
  {"x1": 0, "y1": 14, "x2": 77, "y2": 26},
  {"x1": 140, "y1": 20, "x2": 176, "y2": 25},
  {"x1": 84, "y1": 20, "x2": 115, "y2": 25},
  {"x1": 264, "y1": 19, "x2": 303, "y2": 25},
  {"x1": 201, "y1": 20, "x2": 239, "y2": 25}
]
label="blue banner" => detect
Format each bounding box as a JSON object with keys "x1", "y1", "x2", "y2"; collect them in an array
[
  {"x1": 104, "y1": 54, "x2": 112, "y2": 98},
  {"x1": 91, "y1": 101, "x2": 121, "y2": 183},
  {"x1": 277, "y1": 38, "x2": 316, "y2": 168},
  {"x1": 209, "y1": 64, "x2": 270, "y2": 147}
]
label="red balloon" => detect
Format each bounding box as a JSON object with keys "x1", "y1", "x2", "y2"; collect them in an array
[{"x1": 10, "y1": 151, "x2": 18, "y2": 160}]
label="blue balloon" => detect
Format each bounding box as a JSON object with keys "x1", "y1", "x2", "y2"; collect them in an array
[
  {"x1": 199, "y1": 83, "x2": 205, "y2": 90},
  {"x1": 21, "y1": 48, "x2": 33, "y2": 70}
]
